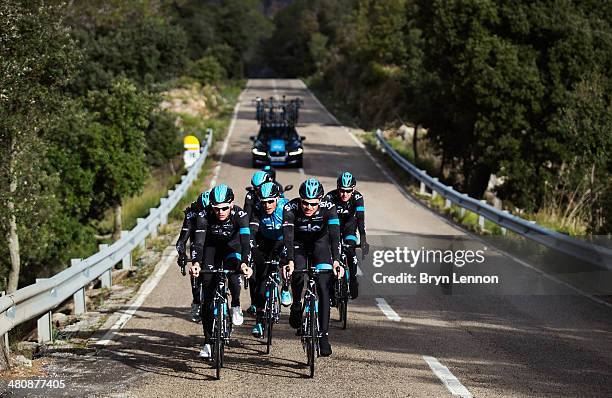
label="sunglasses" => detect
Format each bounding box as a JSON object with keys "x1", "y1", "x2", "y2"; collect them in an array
[
  {"x1": 339, "y1": 188, "x2": 354, "y2": 194},
  {"x1": 212, "y1": 205, "x2": 231, "y2": 211},
  {"x1": 261, "y1": 199, "x2": 277, "y2": 205},
  {"x1": 301, "y1": 200, "x2": 320, "y2": 207}
]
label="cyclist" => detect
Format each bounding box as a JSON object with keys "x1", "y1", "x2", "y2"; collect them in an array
[
  {"x1": 190, "y1": 184, "x2": 253, "y2": 358},
  {"x1": 244, "y1": 171, "x2": 273, "y2": 315},
  {"x1": 324, "y1": 171, "x2": 369, "y2": 299},
  {"x1": 283, "y1": 178, "x2": 344, "y2": 357},
  {"x1": 176, "y1": 190, "x2": 210, "y2": 322},
  {"x1": 248, "y1": 182, "x2": 291, "y2": 338}
]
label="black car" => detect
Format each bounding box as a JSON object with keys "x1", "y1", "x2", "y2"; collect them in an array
[{"x1": 250, "y1": 125, "x2": 305, "y2": 168}]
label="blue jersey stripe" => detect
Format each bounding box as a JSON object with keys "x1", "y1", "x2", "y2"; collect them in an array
[
  {"x1": 344, "y1": 235, "x2": 358, "y2": 242},
  {"x1": 239, "y1": 227, "x2": 250, "y2": 235},
  {"x1": 356, "y1": 206, "x2": 365, "y2": 211},
  {"x1": 328, "y1": 218, "x2": 340, "y2": 225},
  {"x1": 226, "y1": 252, "x2": 242, "y2": 261},
  {"x1": 315, "y1": 263, "x2": 333, "y2": 270}
]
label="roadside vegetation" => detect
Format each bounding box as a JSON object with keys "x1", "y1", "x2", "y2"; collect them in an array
[
  {"x1": 0, "y1": 0, "x2": 265, "y2": 293},
  {"x1": 265, "y1": 0, "x2": 612, "y2": 235}
]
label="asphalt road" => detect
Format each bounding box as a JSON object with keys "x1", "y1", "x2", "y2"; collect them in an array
[{"x1": 6, "y1": 79, "x2": 611, "y2": 397}]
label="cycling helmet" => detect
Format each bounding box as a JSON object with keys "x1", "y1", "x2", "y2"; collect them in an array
[
  {"x1": 299, "y1": 178, "x2": 324, "y2": 199},
  {"x1": 262, "y1": 165, "x2": 277, "y2": 181},
  {"x1": 257, "y1": 182, "x2": 281, "y2": 200},
  {"x1": 337, "y1": 171, "x2": 356, "y2": 189},
  {"x1": 210, "y1": 184, "x2": 234, "y2": 205},
  {"x1": 201, "y1": 190, "x2": 211, "y2": 207},
  {"x1": 251, "y1": 171, "x2": 272, "y2": 188}
]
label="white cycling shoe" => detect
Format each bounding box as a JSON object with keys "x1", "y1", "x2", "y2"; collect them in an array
[
  {"x1": 232, "y1": 306, "x2": 244, "y2": 326},
  {"x1": 198, "y1": 343, "x2": 211, "y2": 359}
]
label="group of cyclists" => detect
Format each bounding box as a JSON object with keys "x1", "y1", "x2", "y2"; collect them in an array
[{"x1": 175, "y1": 166, "x2": 369, "y2": 360}]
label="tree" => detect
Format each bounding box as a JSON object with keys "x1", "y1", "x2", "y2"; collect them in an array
[
  {"x1": 85, "y1": 79, "x2": 153, "y2": 239},
  {"x1": 0, "y1": 1, "x2": 78, "y2": 294}
]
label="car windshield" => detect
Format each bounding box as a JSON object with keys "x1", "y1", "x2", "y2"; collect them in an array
[{"x1": 258, "y1": 127, "x2": 298, "y2": 141}]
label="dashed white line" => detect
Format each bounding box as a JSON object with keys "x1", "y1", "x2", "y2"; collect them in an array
[
  {"x1": 375, "y1": 297, "x2": 401, "y2": 321},
  {"x1": 423, "y1": 356, "x2": 473, "y2": 398},
  {"x1": 209, "y1": 81, "x2": 249, "y2": 188},
  {"x1": 299, "y1": 167, "x2": 305, "y2": 175}
]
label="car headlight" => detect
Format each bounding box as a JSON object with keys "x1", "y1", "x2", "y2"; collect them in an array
[
  {"x1": 288, "y1": 148, "x2": 303, "y2": 156},
  {"x1": 252, "y1": 148, "x2": 267, "y2": 156}
]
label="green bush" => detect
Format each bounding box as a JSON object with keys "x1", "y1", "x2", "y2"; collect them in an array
[{"x1": 187, "y1": 56, "x2": 227, "y2": 85}]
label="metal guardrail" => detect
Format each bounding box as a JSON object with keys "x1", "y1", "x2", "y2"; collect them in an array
[
  {"x1": 0, "y1": 129, "x2": 213, "y2": 342},
  {"x1": 374, "y1": 129, "x2": 612, "y2": 270}
]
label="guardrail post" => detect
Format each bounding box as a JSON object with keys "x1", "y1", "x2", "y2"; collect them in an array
[
  {"x1": 160, "y1": 198, "x2": 168, "y2": 224},
  {"x1": 101, "y1": 269, "x2": 112, "y2": 289},
  {"x1": 432, "y1": 178, "x2": 439, "y2": 199},
  {"x1": 149, "y1": 209, "x2": 159, "y2": 238},
  {"x1": 419, "y1": 181, "x2": 426, "y2": 195},
  {"x1": 445, "y1": 199, "x2": 451, "y2": 209},
  {"x1": 501, "y1": 211, "x2": 509, "y2": 235},
  {"x1": 120, "y1": 231, "x2": 132, "y2": 270},
  {"x1": 137, "y1": 218, "x2": 146, "y2": 249},
  {"x1": 98, "y1": 244, "x2": 112, "y2": 288},
  {"x1": 478, "y1": 200, "x2": 486, "y2": 230},
  {"x1": 460, "y1": 207, "x2": 466, "y2": 218},
  {"x1": 71, "y1": 259, "x2": 87, "y2": 315},
  {"x1": 35, "y1": 279, "x2": 53, "y2": 343}
]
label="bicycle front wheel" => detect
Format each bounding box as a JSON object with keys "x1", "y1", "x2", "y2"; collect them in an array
[
  {"x1": 308, "y1": 300, "x2": 316, "y2": 378},
  {"x1": 215, "y1": 301, "x2": 223, "y2": 380}
]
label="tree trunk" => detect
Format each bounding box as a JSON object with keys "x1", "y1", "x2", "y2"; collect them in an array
[
  {"x1": 6, "y1": 137, "x2": 21, "y2": 294},
  {"x1": 169, "y1": 158, "x2": 176, "y2": 176},
  {"x1": 0, "y1": 340, "x2": 10, "y2": 371},
  {"x1": 467, "y1": 163, "x2": 492, "y2": 199},
  {"x1": 113, "y1": 203, "x2": 122, "y2": 241},
  {"x1": 413, "y1": 124, "x2": 419, "y2": 163}
]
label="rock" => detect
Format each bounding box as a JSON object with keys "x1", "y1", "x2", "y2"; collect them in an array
[
  {"x1": 13, "y1": 354, "x2": 32, "y2": 368},
  {"x1": 52, "y1": 313, "x2": 68, "y2": 323},
  {"x1": 397, "y1": 124, "x2": 414, "y2": 141},
  {"x1": 16, "y1": 341, "x2": 39, "y2": 359}
]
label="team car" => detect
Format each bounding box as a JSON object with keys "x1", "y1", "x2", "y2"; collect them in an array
[
  {"x1": 250, "y1": 96, "x2": 305, "y2": 168},
  {"x1": 250, "y1": 124, "x2": 305, "y2": 168}
]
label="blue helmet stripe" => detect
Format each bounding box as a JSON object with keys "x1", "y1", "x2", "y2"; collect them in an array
[
  {"x1": 201, "y1": 190, "x2": 211, "y2": 207},
  {"x1": 261, "y1": 182, "x2": 273, "y2": 198},
  {"x1": 252, "y1": 171, "x2": 268, "y2": 187},
  {"x1": 214, "y1": 184, "x2": 228, "y2": 202},
  {"x1": 305, "y1": 178, "x2": 319, "y2": 198}
]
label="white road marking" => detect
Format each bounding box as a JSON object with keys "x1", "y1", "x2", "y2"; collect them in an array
[
  {"x1": 209, "y1": 81, "x2": 249, "y2": 188},
  {"x1": 423, "y1": 356, "x2": 473, "y2": 398},
  {"x1": 356, "y1": 265, "x2": 363, "y2": 276},
  {"x1": 375, "y1": 297, "x2": 401, "y2": 321},
  {"x1": 299, "y1": 167, "x2": 305, "y2": 175},
  {"x1": 96, "y1": 251, "x2": 177, "y2": 346}
]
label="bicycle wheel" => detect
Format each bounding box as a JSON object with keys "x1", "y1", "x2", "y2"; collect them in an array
[
  {"x1": 215, "y1": 300, "x2": 223, "y2": 380},
  {"x1": 308, "y1": 299, "x2": 316, "y2": 378}
]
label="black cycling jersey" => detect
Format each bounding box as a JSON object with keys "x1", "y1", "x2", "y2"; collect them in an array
[
  {"x1": 324, "y1": 189, "x2": 366, "y2": 238},
  {"x1": 282, "y1": 197, "x2": 341, "y2": 262},
  {"x1": 176, "y1": 199, "x2": 207, "y2": 256},
  {"x1": 192, "y1": 204, "x2": 251, "y2": 269}
]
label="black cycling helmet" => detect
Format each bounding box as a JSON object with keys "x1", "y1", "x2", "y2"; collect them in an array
[
  {"x1": 262, "y1": 165, "x2": 276, "y2": 181},
  {"x1": 251, "y1": 171, "x2": 272, "y2": 188},
  {"x1": 337, "y1": 171, "x2": 356, "y2": 189},
  {"x1": 299, "y1": 178, "x2": 324, "y2": 199},
  {"x1": 257, "y1": 182, "x2": 281, "y2": 200},
  {"x1": 210, "y1": 184, "x2": 234, "y2": 205}
]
